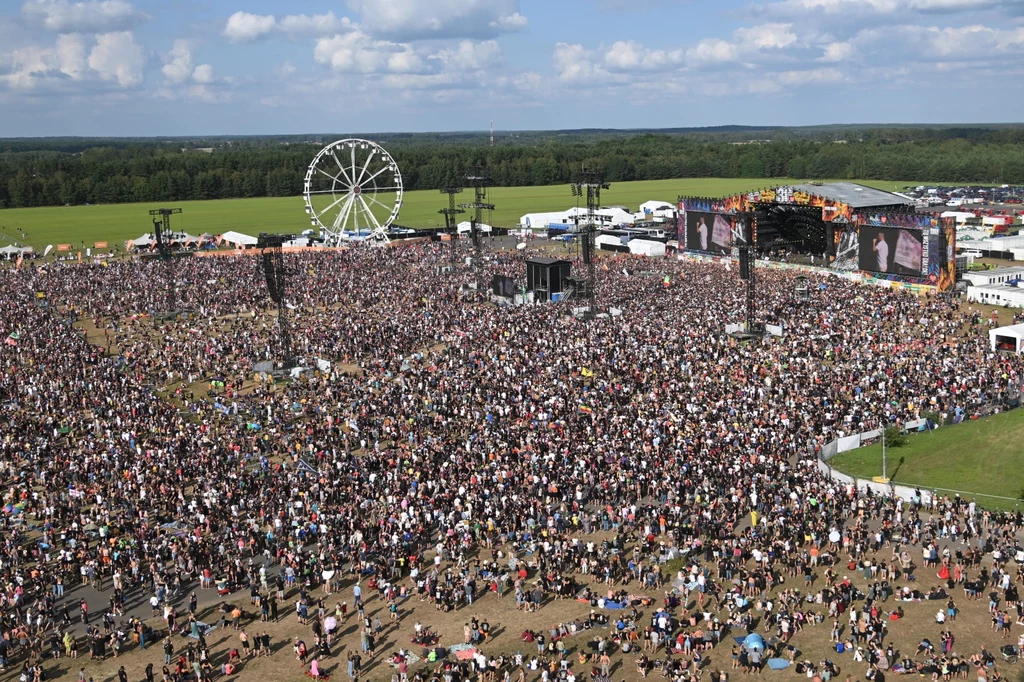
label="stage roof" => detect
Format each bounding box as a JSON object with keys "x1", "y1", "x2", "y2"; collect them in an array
[{"x1": 788, "y1": 182, "x2": 914, "y2": 209}]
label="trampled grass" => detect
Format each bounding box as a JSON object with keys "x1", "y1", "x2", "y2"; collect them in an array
[
  {"x1": 829, "y1": 409, "x2": 1024, "y2": 510},
  {"x1": 0, "y1": 177, "x2": 921, "y2": 251}
]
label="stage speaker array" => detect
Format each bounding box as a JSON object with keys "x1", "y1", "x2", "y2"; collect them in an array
[{"x1": 739, "y1": 248, "x2": 751, "y2": 281}]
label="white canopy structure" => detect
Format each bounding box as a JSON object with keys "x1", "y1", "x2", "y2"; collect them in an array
[
  {"x1": 990, "y1": 324, "x2": 1024, "y2": 354},
  {"x1": 220, "y1": 231, "x2": 258, "y2": 247},
  {"x1": 130, "y1": 234, "x2": 154, "y2": 247},
  {"x1": 629, "y1": 239, "x2": 666, "y2": 257},
  {"x1": 0, "y1": 245, "x2": 23, "y2": 258},
  {"x1": 940, "y1": 211, "x2": 977, "y2": 223},
  {"x1": 457, "y1": 221, "x2": 492, "y2": 234}
]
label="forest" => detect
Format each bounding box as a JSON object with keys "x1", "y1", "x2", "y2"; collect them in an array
[{"x1": 1, "y1": 125, "x2": 1024, "y2": 209}]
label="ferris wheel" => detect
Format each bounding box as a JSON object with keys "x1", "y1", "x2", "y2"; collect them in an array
[{"x1": 303, "y1": 139, "x2": 403, "y2": 246}]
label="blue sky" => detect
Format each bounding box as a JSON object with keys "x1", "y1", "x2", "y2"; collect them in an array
[{"x1": 0, "y1": 0, "x2": 1022, "y2": 136}]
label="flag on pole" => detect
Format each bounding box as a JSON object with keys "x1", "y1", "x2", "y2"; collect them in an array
[
  {"x1": 43, "y1": 244, "x2": 54, "y2": 258},
  {"x1": 125, "y1": 240, "x2": 134, "y2": 250},
  {"x1": 4, "y1": 331, "x2": 19, "y2": 346},
  {"x1": 15, "y1": 254, "x2": 23, "y2": 270}
]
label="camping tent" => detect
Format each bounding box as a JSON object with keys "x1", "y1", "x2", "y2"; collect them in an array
[
  {"x1": 220, "y1": 231, "x2": 258, "y2": 248},
  {"x1": 742, "y1": 634, "x2": 765, "y2": 651},
  {"x1": 990, "y1": 324, "x2": 1024, "y2": 354}
]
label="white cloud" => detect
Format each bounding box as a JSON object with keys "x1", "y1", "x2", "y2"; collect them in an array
[
  {"x1": 0, "y1": 44, "x2": 65, "y2": 89},
  {"x1": 161, "y1": 39, "x2": 192, "y2": 84},
  {"x1": 686, "y1": 39, "x2": 738, "y2": 64},
  {"x1": 87, "y1": 30, "x2": 144, "y2": 86},
  {"x1": 21, "y1": 0, "x2": 145, "y2": 33},
  {"x1": 278, "y1": 11, "x2": 354, "y2": 35},
  {"x1": 55, "y1": 33, "x2": 87, "y2": 79},
  {"x1": 489, "y1": 12, "x2": 528, "y2": 31},
  {"x1": 223, "y1": 11, "x2": 276, "y2": 43},
  {"x1": 775, "y1": 0, "x2": 1011, "y2": 13},
  {"x1": 846, "y1": 23, "x2": 1024, "y2": 62},
  {"x1": 513, "y1": 71, "x2": 542, "y2": 90},
  {"x1": 223, "y1": 10, "x2": 356, "y2": 42},
  {"x1": 604, "y1": 40, "x2": 684, "y2": 71},
  {"x1": 191, "y1": 63, "x2": 214, "y2": 83},
  {"x1": 186, "y1": 83, "x2": 229, "y2": 103},
  {"x1": 552, "y1": 42, "x2": 624, "y2": 83},
  {"x1": 433, "y1": 39, "x2": 502, "y2": 70},
  {"x1": 0, "y1": 31, "x2": 149, "y2": 90},
  {"x1": 775, "y1": 67, "x2": 845, "y2": 84},
  {"x1": 820, "y1": 41, "x2": 854, "y2": 61},
  {"x1": 346, "y1": 0, "x2": 527, "y2": 39},
  {"x1": 733, "y1": 23, "x2": 798, "y2": 50},
  {"x1": 313, "y1": 30, "x2": 430, "y2": 74}
]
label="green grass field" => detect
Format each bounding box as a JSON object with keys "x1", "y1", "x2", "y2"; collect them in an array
[
  {"x1": 830, "y1": 410, "x2": 1024, "y2": 510},
  {"x1": 0, "y1": 177, "x2": 921, "y2": 251}
]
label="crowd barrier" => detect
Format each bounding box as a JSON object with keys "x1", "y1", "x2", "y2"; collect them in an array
[
  {"x1": 814, "y1": 414, "x2": 1024, "y2": 509},
  {"x1": 677, "y1": 252, "x2": 938, "y2": 296}
]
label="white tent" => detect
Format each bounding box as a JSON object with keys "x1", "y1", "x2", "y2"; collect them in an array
[
  {"x1": 0, "y1": 245, "x2": 22, "y2": 259},
  {"x1": 990, "y1": 324, "x2": 1024, "y2": 354},
  {"x1": 940, "y1": 211, "x2": 977, "y2": 223},
  {"x1": 220, "y1": 230, "x2": 258, "y2": 247},
  {"x1": 629, "y1": 239, "x2": 666, "y2": 257},
  {"x1": 457, "y1": 221, "x2": 492, "y2": 234},
  {"x1": 595, "y1": 234, "x2": 623, "y2": 249},
  {"x1": 130, "y1": 234, "x2": 154, "y2": 247}
]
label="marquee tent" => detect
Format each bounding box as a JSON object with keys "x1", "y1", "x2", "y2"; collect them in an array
[{"x1": 990, "y1": 324, "x2": 1024, "y2": 354}]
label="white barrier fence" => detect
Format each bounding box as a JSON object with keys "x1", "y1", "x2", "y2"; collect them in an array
[
  {"x1": 815, "y1": 418, "x2": 929, "y2": 503},
  {"x1": 815, "y1": 419, "x2": 1021, "y2": 509}
]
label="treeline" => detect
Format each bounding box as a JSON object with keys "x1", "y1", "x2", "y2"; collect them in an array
[{"x1": 2, "y1": 126, "x2": 1024, "y2": 209}]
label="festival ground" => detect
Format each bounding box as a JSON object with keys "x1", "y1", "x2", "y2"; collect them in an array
[
  {"x1": 15, "y1": 532, "x2": 1024, "y2": 682},
  {"x1": 3, "y1": 240, "x2": 1023, "y2": 682}
]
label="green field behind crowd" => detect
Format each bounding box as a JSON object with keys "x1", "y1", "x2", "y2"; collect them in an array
[
  {"x1": 830, "y1": 409, "x2": 1024, "y2": 510},
  {"x1": 0, "y1": 177, "x2": 921, "y2": 251}
]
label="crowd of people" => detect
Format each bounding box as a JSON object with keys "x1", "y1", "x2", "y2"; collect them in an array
[{"x1": 1, "y1": 241, "x2": 1023, "y2": 682}]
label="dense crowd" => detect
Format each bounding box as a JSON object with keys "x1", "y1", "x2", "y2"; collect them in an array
[{"x1": 1, "y1": 243, "x2": 1022, "y2": 682}]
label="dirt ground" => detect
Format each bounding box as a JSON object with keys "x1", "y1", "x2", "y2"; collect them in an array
[{"x1": 17, "y1": 551, "x2": 1024, "y2": 682}]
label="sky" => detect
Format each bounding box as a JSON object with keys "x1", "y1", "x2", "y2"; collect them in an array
[{"x1": 0, "y1": 0, "x2": 1022, "y2": 137}]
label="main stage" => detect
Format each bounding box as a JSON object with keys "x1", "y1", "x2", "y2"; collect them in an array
[{"x1": 678, "y1": 182, "x2": 957, "y2": 292}]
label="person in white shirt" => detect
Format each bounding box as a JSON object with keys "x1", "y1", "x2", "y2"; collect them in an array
[
  {"x1": 872, "y1": 232, "x2": 889, "y2": 272},
  {"x1": 697, "y1": 217, "x2": 709, "y2": 251}
]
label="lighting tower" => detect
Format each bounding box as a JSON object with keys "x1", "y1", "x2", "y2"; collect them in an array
[
  {"x1": 257, "y1": 232, "x2": 297, "y2": 369},
  {"x1": 570, "y1": 171, "x2": 609, "y2": 308},
  {"x1": 459, "y1": 166, "x2": 495, "y2": 286},
  {"x1": 148, "y1": 207, "x2": 182, "y2": 317},
  {"x1": 439, "y1": 187, "x2": 465, "y2": 264}
]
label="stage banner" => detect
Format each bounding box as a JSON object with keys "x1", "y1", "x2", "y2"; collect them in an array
[{"x1": 57, "y1": 243, "x2": 71, "y2": 252}]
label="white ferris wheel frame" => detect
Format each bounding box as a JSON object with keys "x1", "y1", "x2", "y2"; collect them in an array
[{"x1": 302, "y1": 138, "x2": 403, "y2": 246}]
